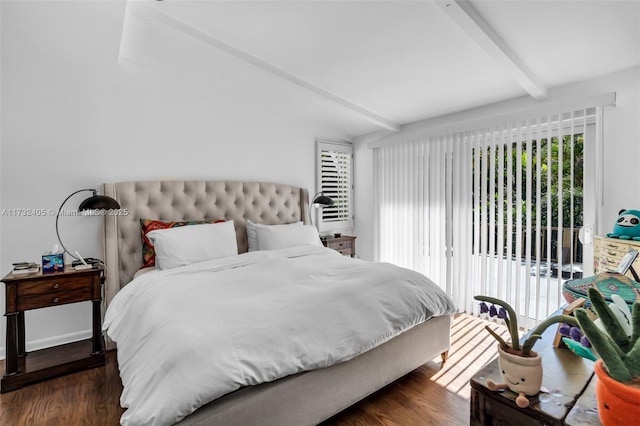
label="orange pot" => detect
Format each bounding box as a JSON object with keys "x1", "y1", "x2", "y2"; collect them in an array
[{"x1": 594, "y1": 359, "x2": 640, "y2": 425}]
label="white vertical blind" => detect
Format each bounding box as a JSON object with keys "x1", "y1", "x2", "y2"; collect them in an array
[
  {"x1": 545, "y1": 115, "x2": 553, "y2": 320},
  {"x1": 372, "y1": 107, "x2": 601, "y2": 325},
  {"x1": 534, "y1": 117, "x2": 543, "y2": 321}
]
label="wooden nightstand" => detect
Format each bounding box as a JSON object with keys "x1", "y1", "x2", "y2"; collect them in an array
[
  {"x1": 1, "y1": 265, "x2": 106, "y2": 393},
  {"x1": 322, "y1": 235, "x2": 356, "y2": 257}
]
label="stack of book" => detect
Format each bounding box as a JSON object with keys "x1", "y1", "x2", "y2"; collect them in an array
[{"x1": 12, "y1": 262, "x2": 40, "y2": 275}]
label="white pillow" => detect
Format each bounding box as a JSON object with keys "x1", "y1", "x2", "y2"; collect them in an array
[
  {"x1": 255, "y1": 224, "x2": 322, "y2": 251},
  {"x1": 246, "y1": 219, "x2": 303, "y2": 251},
  {"x1": 146, "y1": 220, "x2": 238, "y2": 270}
]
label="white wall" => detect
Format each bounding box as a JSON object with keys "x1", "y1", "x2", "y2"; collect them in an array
[
  {"x1": 354, "y1": 66, "x2": 640, "y2": 262},
  {"x1": 0, "y1": 1, "x2": 351, "y2": 357}
]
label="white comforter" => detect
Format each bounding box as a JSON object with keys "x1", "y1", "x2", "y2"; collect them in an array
[{"x1": 103, "y1": 245, "x2": 456, "y2": 426}]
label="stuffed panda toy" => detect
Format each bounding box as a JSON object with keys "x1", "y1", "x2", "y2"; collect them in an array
[{"x1": 607, "y1": 209, "x2": 640, "y2": 241}]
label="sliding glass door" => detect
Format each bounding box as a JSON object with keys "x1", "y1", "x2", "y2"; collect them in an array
[
  {"x1": 472, "y1": 112, "x2": 597, "y2": 327},
  {"x1": 373, "y1": 108, "x2": 601, "y2": 326}
]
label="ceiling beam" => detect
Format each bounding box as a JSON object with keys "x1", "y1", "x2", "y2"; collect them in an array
[
  {"x1": 435, "y1": 0, "x2": 548, "y2": 100},
  {"x1": 124, "y1": 2, "x2": 401, "y2": 132}
]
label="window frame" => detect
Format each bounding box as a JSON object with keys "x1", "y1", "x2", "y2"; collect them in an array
[{"x1": 315, "y1": 140, "x2": 354, "y2": 233}]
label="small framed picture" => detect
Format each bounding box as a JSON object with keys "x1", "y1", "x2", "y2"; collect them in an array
[{"x1": 553, "y1": 298, "x2": 586, "y2": 348}]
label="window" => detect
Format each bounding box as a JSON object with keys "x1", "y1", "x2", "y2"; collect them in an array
[{"x1": 316, "y1": 140, "x2": 354, "y2": 232}]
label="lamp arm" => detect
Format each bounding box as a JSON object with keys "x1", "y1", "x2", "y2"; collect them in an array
[
  {"x1": 310, "y1": 191, "x2": 334, "y2": 229},
  {"x1": 310, "y1": 191, "x2": 324, "y2": 227},
  {"x1": 55, "y1": 188, "x2": 96, "y2": 260}
]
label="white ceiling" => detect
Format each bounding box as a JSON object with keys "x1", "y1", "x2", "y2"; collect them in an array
[{"x1": 131, "y1": 0, "x2": 640, "y2": 137}]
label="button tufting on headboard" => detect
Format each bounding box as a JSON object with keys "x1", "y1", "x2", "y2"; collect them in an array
[{"x1": 102, "y1": 180, "x2": 311, "y2": 319}]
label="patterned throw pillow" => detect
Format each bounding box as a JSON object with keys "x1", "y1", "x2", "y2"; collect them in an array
[{"x1": 140, "y1": 219, "x2": 226, "y2": 268}]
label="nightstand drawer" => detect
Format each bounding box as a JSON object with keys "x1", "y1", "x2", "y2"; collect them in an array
[
  {"x1": 17, "y1": 274, "x2": 90, "y2": 297},
  {"x1": 327, "y1": 240, "x2": 352, "y2": 250},
  {"x1": 335, "y1": 248, "x2": 353, "y2": 256},
  {"x1": 322, "y1": 236, "x2": 356, "y2": 257},
  {"x1": 17, "y1": 287, "x2": 92, "y2": 310},
  {"x1": 16, "y1": 275, "x2": 93, "y2": 310}
]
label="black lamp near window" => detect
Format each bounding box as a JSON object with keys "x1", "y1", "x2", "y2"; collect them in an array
[
  {"x1": 55, "y1": 188, "x2": 121, "y2": 262},
  {"x1": 312, "y1": 192, "x2": 334, "y2": 207},
  {"x1": 311, "y1": 192, "x2": 333, "y2": 228}
]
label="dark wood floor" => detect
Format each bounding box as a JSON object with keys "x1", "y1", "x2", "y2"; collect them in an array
[{"x1": 0, "y1": 314, "x2": 507, "y2": 425}]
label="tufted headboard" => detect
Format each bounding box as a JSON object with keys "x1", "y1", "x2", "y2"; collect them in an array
[{"x1": 103, "y1": 180, "x2": 310, "y2": 310}]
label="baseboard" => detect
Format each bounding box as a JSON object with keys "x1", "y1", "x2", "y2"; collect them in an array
[{"x1": 0, "y1": 329, "x2": 92, "y2": 361}]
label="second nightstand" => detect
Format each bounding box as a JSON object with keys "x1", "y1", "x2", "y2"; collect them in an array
[
  {"x1": 322, "y1": 235, "x2": 356, "y2": 257},
  {"x1": 1, "y1": 265, "x2": 106, "y2": 393}
]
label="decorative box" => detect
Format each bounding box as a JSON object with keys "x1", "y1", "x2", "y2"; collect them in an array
[{"x1": 42, "y1": 252, "x2": 65, "y2": 274}]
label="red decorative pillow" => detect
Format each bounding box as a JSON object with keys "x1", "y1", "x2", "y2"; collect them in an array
[{"x1": 140, "y1": 219, "x2": 226, "y2": 268}]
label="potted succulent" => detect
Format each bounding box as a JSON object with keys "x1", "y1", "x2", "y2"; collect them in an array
[
  {"x1": 475, "y1": 295, "x2": 580, "y2": 408},
  {"x1": 574, "y1": 288, "x2": 640, "y2": 425}
]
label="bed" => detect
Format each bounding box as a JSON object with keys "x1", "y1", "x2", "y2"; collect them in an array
[{"x1": 102, "y1": 180, "x2": 455, "y2": 426}]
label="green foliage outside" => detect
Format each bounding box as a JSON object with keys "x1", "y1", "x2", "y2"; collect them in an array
[
  {"x1": 472, "y1": 134, "x2": 584, "y2": 260},
  {"x1": 474, "y1": 133, "x2": 584, "y2": 227}
]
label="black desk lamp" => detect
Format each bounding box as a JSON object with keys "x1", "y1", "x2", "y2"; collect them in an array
[
  {"x1": 55, "y1": 189, "x2": 121, "y2": 260},
  {"x1": 312, "y1": 192, "x2": 334, "y2": 207},
  {"x1": 311, "y1": 192, "x2": 333, "y2": 228}
]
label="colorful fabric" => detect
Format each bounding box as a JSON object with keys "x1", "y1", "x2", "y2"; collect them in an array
[
  {"x1": 140, "y1": 219, "x2": 225, "y2": 268},
  {"x1": 563, "y1": 272, "x2": 640, "y2": 311}
]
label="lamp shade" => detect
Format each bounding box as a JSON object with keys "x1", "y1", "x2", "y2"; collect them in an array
[
  {"x1": 312, "y1": 193, "x2": 334, "y2": 206},
  {"x1": 78, "y1": 194, "x2": 120, "y2": 211}
]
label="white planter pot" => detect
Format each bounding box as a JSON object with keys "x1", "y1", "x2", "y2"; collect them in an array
[{"x1": 497, "y1": 343, "x2": 543, "y2": 396}]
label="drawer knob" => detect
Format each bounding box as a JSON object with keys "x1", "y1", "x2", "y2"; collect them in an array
[
  {"x1": 53, "y1": 297, "x2": 59, "y2": 303},
  {"x1": 53, "y1": 283, "x2": 60, "y2": 289}
]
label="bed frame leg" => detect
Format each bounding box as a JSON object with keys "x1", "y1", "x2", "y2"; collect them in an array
[{"x1": 440, "y1": 350, "x2": 449, "y2": 364}]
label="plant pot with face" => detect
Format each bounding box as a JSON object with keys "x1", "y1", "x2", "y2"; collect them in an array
[
  {"x1": 475, "y1": 295, "x2": 579, "y2": 409},
  {"x1": 488, "y1": 344, "x2": 544, "y2": 408},
  {"x1": 496, "y1": 345, "x2": 543, "y2": 394}
]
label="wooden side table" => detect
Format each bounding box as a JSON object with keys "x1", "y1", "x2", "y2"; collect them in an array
[
  {"x1": 322, "y1": 235, "x2": 356, "y2": 257},
  {"x1": 1, "y1": 265, "x2": 106, "y2": 393},
  {"x1": 470, "y1": 312, "x2": 600, "y2": 425}
]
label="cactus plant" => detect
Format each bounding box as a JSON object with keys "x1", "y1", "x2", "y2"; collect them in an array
[
  {"x1": 574, "y1": 287, "x2": 640, "y2": 383},
  {"x1": 475, "y1": 295, "x2": 580, "y2": 356}
]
